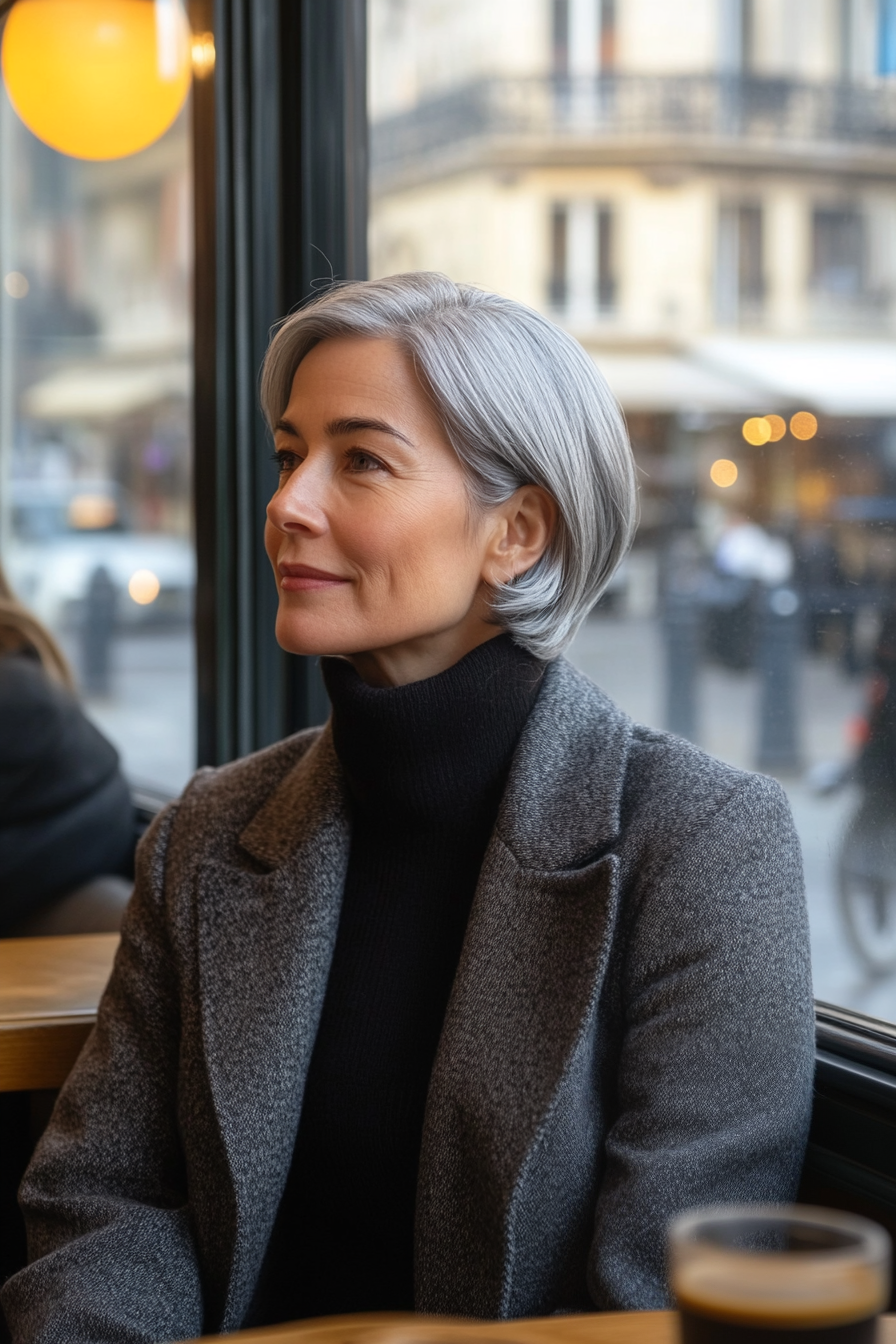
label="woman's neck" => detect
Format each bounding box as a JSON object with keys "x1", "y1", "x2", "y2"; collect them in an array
[{"x1": 322, "y1": 634, "x2": 546, "y2": 831}]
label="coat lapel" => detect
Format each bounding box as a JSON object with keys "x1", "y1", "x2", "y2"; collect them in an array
[
  {"x1": 416, "y1": 659, "x2": 633, "y2": 1317},
  {"x1": 195, "y1": 726, "x2": 351, "y2": 1329}
]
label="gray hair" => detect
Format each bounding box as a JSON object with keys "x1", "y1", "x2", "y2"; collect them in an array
[{"x1": 260, "y1": 272, "x2": 637, "y2": 661}]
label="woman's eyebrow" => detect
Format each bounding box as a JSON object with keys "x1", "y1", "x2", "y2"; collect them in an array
[{"x1": 326, "y1": 416, "x2": 415, "y2": 447}]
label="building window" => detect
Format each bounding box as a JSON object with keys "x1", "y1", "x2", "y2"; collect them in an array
[
  {"x1": 716, "y1": 201, "x2": 764, "y2": 324},
  {"x1": 880, "y1": 0, "x2": 896, "y2": 74},
  {"x1": 811, "y1": 206, "x2": 865, "y2": 299},
  {"x1": 549, "y1": 204, "x2": 569, "y2": 307},
  {"x1": 552, "y1": 0, "x2": 570, "y2": 78},
  {"x1": 549, "y1": 200, "x2": 616, "y2": 317},
  {"x1": 881, "y1": 0, "x2": 896, "y2": 74},
  {"x1": 718, "y1": 0, "x2": 755, "y2": 73},
  {"x1": 600, "y1": 0, "x2": 617, "y2": 70},
  {"x1": 596, "y1": 203, "x2": 616, "y2": 310},
  {"x1": 553, "y1": 0, "x2": 616, "y2": 78}
]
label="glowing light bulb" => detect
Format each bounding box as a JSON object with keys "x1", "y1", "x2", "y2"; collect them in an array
[
  {"x1": 764, "y1": 414, "x2": 787, "y2": 442},
  {"x1": 1, "y1": 0, "x2": 192, "y2": 161}
]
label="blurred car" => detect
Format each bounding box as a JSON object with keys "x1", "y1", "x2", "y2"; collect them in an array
[{"x1": 5, "y1": 479, "x2": 194, "y2": 630}]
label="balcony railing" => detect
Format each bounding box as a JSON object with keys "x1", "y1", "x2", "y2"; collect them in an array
[{"x1": 371, "y1": 73, "x2": 896, "y2": 182}]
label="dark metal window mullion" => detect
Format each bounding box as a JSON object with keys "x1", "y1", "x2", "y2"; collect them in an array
[{"x1": 192, "y1": 0, "x2": 368, "y2": 769}]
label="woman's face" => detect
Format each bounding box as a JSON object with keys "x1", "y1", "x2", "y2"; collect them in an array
[{"x1": 264, "y1": 335, "x2": 553, "y2": 686}]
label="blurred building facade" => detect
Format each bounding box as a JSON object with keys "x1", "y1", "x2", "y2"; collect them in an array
[{"x1": 370, "y1": 0, "x2": 896, "y2": 572}]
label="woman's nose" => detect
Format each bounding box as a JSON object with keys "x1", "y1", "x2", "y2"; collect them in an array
[{"x1": 266, "y1": 461, "x2": 329, "y2": 536}]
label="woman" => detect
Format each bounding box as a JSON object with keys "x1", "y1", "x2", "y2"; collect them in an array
[
  {"x1": 1, "y1": 274, "x2": 813, "y2": 1342},
  {"x1": 0, "y1": 563, "x2": 134, "y2": 935}
]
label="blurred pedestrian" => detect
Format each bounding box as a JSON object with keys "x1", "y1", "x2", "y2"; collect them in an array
[
  {"x1": 0, "y1": 562, "x2": 134, "y2": 934},
  {"x1": 80, "y1": 563, "x2": 117, "y2": 696}
]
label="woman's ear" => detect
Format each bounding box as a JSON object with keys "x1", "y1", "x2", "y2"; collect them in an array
[{"x1": 481, "y1": 486, "x2": 557, "y2": 586}]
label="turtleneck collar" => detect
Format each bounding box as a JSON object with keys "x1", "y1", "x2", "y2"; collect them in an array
[{"x1": 322, "y1": 634, "x2": 545, "y2": 833}]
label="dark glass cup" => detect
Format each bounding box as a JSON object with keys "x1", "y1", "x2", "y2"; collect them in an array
[{"x1": 669, "y1": 1205, "x2": 891, "y2": 1344}]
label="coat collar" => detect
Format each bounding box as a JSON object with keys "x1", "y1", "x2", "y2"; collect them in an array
[
  {"x1": 237, "y1": 722, "x2": 347, "y2": 870},
  {"x1": 496, "y1": 656, "x2": 632, "y2": 869},
  {"x1": 238, "y1": 657, "x2": 633, "y2": 876}
]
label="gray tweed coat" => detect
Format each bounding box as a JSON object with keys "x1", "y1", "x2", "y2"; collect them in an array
[{"x1": 1, "y1": 658, "x2": 815, "y2": 1344}]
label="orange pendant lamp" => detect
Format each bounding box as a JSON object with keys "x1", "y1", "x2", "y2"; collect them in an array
[{"x1": 1, "y1": 0, "x2": 192, "y2": 160}]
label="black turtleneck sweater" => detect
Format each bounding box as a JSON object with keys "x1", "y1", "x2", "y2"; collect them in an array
[{"x1": 247, "y1": 635, "x2": 544, "y2": 1326}]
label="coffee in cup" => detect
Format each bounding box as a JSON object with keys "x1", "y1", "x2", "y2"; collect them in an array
[{"x1": 669, "y1": 1205, "x2": 891, "y2": 1344}]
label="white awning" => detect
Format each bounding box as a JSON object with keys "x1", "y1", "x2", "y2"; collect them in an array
[
  {"x1": 22, "y1": 359, "x2": 189, "y2": 421},
  {"x1": 591, "y1": 351, "x2": 777, "y2": 413},
  {"x1": 693, "y1": 338, "x2": 896, "y2": 417}
]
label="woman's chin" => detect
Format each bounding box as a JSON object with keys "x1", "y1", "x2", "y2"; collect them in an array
[
  {"x1": 275, "y1": 617, "x2": 336, "y2": 658},
  {"x1": 274, "y1": 612, "x2": 364, "y2": 660}
]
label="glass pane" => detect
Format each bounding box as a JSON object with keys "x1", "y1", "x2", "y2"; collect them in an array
[
  {"x1": 369, "y1": 0, "x2": 896, "y2": 1024},
  {"x1": 0, "y1": 58, "x2": 194, "y2": 795}
]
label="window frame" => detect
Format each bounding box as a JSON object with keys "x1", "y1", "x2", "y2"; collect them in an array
[{"x1": 190, "y1": 0, "x2": 367, "y2": 768}]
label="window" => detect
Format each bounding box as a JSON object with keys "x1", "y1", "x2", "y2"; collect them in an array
[
  {"x1": 717, "y1": 202, "x2": 764, "y2": 325},
  {"x1": 0, "y1": 76, "x2": 194, "y2": 794},
  {"x1": 811, "y1": 206, "x2": 865, "y2": 299},
  {"x1": 719, "y1": 0, "x2": 754, "y2": 72},
  {"x1": 369, "y1": 0, "x2": 896, "y2": 1028},
  {"x1": 596, "y1": 203, "x2": 615, "y2": 311},
  {"x1": 600, "y1": 0, "x2": 617, "y2": 71},
  {"x1": 547, "y1": 201, "x2": 616, "y2": 319},
  {"x1": 552, "y1": 0, "x2": 570, "y2": 78},
  {"x1": 880, "y1": 0, "x2": 896, "y2": 74},
  {"x1": 553, "y1": 0, "x2": 615, "y2": 78},
  {"x1": 549, "y1": 205, "x2": 569, "y2": 308}
]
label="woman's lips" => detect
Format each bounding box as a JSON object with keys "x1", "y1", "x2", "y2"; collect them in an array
[{"x1": 278, "y1": 562, "x2": 350, "y2": 592}]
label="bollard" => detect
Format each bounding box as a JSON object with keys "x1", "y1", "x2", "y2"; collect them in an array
[
  {"x1": 663, "y1": 583, "x2": 701, "y2": 743},
  {"x1": 756, "y1": 584, "x2": 802, "y2": 773},
  {"x1": 81, "y1": 565, "x2": 116, "y2": 696}
]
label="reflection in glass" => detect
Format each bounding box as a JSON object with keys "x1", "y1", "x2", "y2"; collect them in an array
[
  {"x1": 369, "y1": 0, "x2": 896, "y2": 1023},
  {"x1": 0, "y1": 70, "x2": 194, "y2": 794}
]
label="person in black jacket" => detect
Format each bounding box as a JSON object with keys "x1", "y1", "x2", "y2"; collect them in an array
[{"x1": 0, "y1": 564, "x2": 135, "y2": 935}]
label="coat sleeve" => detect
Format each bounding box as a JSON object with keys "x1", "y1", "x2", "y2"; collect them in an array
[
  {"x1": 0, "y1": 803, "x2": 205, "y2": 1344},
  {"x1": 588, "y1": 772, "x2": 815, "y2": 1310}
]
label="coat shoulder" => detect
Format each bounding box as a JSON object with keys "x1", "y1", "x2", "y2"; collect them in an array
[
  {"x1": 625, "y1": 718, "x2": 788, "y2": 821},
  {"x1": 549, "y1": 657, "x2": 794, "y2": 861}
]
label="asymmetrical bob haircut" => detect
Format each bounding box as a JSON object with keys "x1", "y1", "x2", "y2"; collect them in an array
[{"x1": 260, "y1": 271, "x2": 638, "y2": 661}]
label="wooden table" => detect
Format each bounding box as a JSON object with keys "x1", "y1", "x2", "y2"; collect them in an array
[
  {"x1": 0, "y1": 933, "x2": 118, "y2": 1091},
  {"x1": 180, "y1": 1313, "x2": 896, "y2": 1344}
]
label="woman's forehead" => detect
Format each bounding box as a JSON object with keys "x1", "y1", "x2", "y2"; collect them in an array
[{"x1": 286, "y1": 336, "x2": 444, "y2": 438}]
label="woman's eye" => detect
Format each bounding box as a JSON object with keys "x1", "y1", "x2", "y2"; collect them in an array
[
  {"x1": 271, "y1": 449, "x2": 298, "y2": 474},
  {"x1": 347, "y1": 449, "x2": 385, "y2": 473}
]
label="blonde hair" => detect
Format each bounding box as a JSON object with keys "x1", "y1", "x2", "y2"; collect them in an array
[{"x1": 0, "y1": 561, "x2": 75, "y2": 690}]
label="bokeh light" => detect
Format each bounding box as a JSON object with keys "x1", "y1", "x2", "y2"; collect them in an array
[
  {"x1": 3, "y1": 271, "x2": 29, "y2": 298},
  {"x1": 742, "y1": 416, "x2": 772, "y2": 446},
  {"x1": 128, "y1": 569, "x2": 161, "y2": 605},
  {"x1": 710, "y1": 459, "x2": 739, "y2": 488},
  {"x1": 68, "y1": 494, "x2": 118, "y2": 529},
  {"x1": 191, "y1": 32, "x2": 215, "y2": 78},
  {"x1": 790, "y1": 411, "x2": 818, "y2": 441},
  {"x1": 1, "y1": 0, "x2": 192, "y2": 161},
  {"x1": 764, "y1": 414, "x2": 787, "y2": 442}
]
